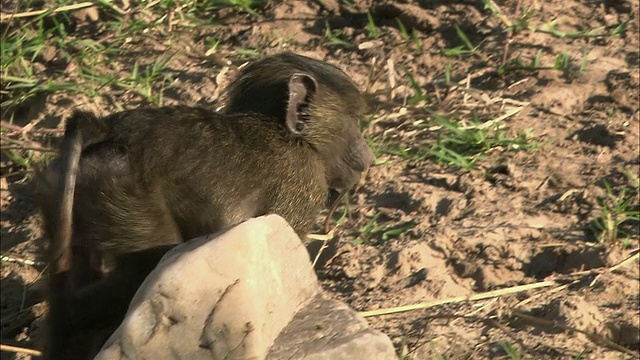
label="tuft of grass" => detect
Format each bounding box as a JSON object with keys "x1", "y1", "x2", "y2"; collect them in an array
[
  {"x1": 594, "y1": 176, "x2": 640, "y2": 245},
  {"x1": 553, "y1": 51, "x2": 571, "y2": 71},
  {"x1": 497, "y1": 48, "x2": 589, "y2": 76},
  {"x1": 204, "y1": 35, "x2": 222, "y2": 55},
  {"x1": 323, "y1": 20, "x2": 354, "y2": 48},
  {"x1": 374, "y1": 109, "x2": 540, "y2": 171},
  {"x1": 395, "y1": 18, "x2": 423, "y2": 53},
  {"x1": 499, "y1": 341, "x2": 522, "y2": 360},
  {"x1": 352, "y1": 213, "x2": 415, "y2": 245},
  {"x1": 235, "y1": 48, "x2": 261, "y2": 58},
  {"x1": 146, "y1": 0, "x2": 267, "y2": 22},
  {"x1": 404, "y1": 69, "x2": 431, "y2": 105},
  {"x1": 573, "y1": 348, "x2": 588, "y2": 360},
  {"x1": 411, "y1": 30, "x2": 423, "y2": 53},
  {"x1": 1, "y1": 77, "x2": 78, "y2": 109},
  {"x1": 115, "y1": 56, "x2": 175, "y2": 105},
  {"x1": 213, "y1": 0, "x2": 267, "y2": 16},
  {"x1": 573, "y1": 348, "x2": 587, "y2": 360},
  {"x1": 366, "y1": 12, "x2": 380, "y2": 39},
  {"x1": 1, "y1": 14, "x2": 72, "y2": 109},
  {"x1": 480, "y1": 0, "x2": 626, "y2": 76},
  {"x1": 1, "y1": 149, "x2": 35, "y2": 169},
  {"x1": 442, "y1": 24, "x2": 484, "y2": 60},
  {"x1": 1, "y1": 0, "x2": 270, "y2": 113},
  {"x1": 485, "y1": 0, "x2": 630, "y2": 39},
  {"x1": 536, "y1": 18, "x2": 629, "y2": 39},
  {"x1": 425, "y1": 113, "x2": 540, "y2": 170},
  {"x1": 74, "y1": 54, "x2": 175, "y2": 105},
  {"x1": 396, "y1": 18, "x2": 410, "y2": 41}
]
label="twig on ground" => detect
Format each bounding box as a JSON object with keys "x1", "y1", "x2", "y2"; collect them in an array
[
  {"x1": 0, "y1": 2, "x2": 95, "y2": 22},
  {"x1": 0, "y1": 344, "x2": 42, "y2": 357},
  {"x1": 309, "y1": 226, "x2": 336, "y2": 268},
  {"x1": 359, "y1": 281, "x2": 555, "y2": 317}
]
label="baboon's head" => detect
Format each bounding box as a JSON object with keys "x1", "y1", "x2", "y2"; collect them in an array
[{"x1": 225, "y1": 52, "x2": 375, "y2": 194}]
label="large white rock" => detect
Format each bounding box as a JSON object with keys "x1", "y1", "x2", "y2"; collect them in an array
[
  {"x1": 97, "y1": 214, "x2": 320, "y2": 360},
  {"x1": 96, "y1": 214, "x2": 397, "y2": 360}
]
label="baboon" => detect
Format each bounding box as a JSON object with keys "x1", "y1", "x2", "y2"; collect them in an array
[{"x1": 36, "y1": 52, "x2": 375, "y2": 359}]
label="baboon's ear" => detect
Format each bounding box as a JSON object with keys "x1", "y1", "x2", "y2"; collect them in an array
[{"x1": 286, "y1": 73, "x2": 317, "y2": 135}]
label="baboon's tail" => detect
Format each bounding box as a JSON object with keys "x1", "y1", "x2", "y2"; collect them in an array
[{"x1": 50, "y1": 110, "x2": 106, "y2": 274}]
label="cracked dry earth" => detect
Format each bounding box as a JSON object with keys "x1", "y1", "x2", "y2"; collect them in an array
[{"x1": 1, "y1": 0, "x2": 639, "y2": 359}]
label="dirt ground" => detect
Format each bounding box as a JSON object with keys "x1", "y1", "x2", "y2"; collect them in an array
[{"x1": 1, "y1": 0, "x2": 639, "y2": 359}]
